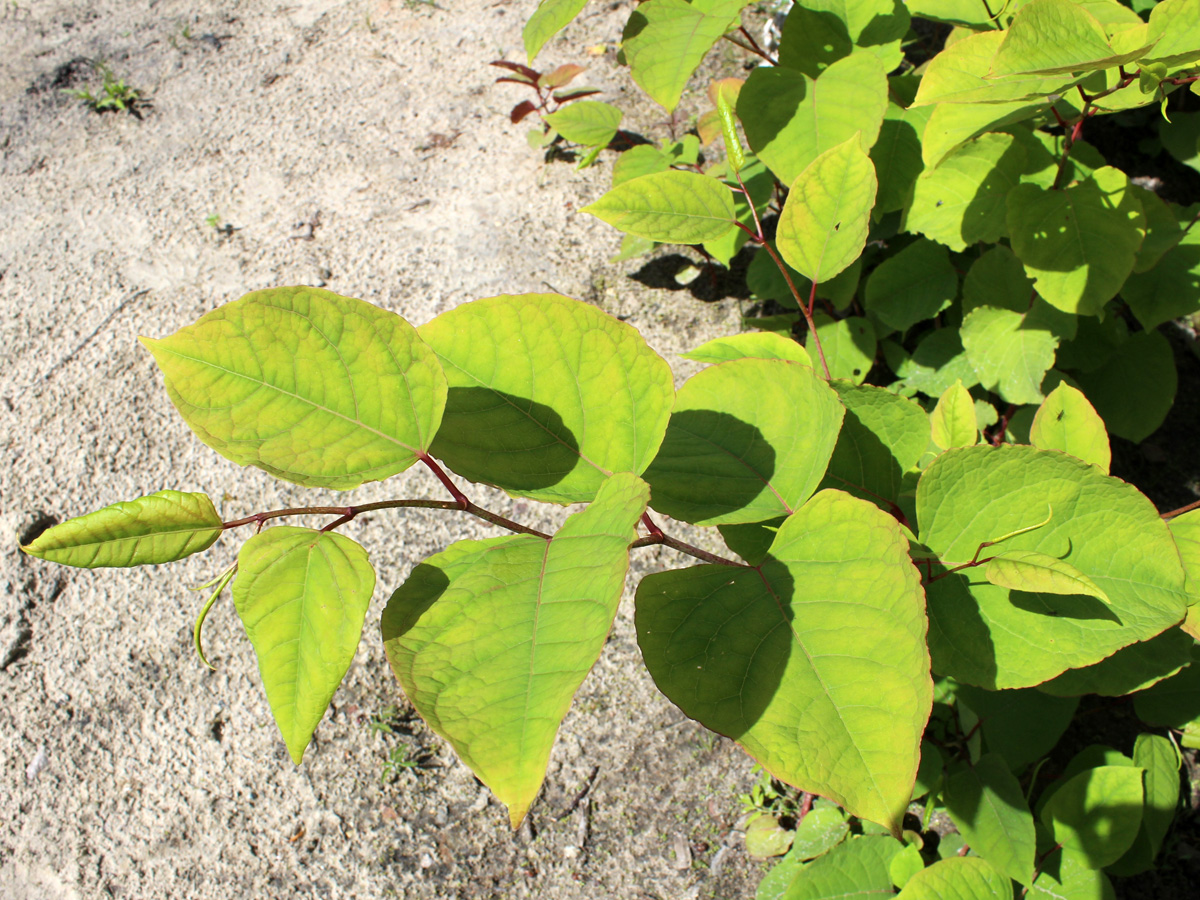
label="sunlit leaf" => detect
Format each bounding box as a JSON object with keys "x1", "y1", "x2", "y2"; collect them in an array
[
  {"x1": 582, "y1": 170, "x2": 737, "y2": 244},
  {"x1": 142, "y1": 286, "x2": 447, "y2": 490},
  {"x1": 918, "y1": 446, "x2": 1189, "y2": 688},
  {"x1": 930, "y1": 380, "x2": 977, "y2": 450},
  {"x1": 523, "y1": 0, "x2": 589, "y2": 61},
  {"x1": 234, "y1": 526, "x2": 375, "y2": 764},
  {"x1": 544, "y1": 100, "x2": 622, "y2": 147},
  {"x1": 895, "y1": 857, "x2": 1011, "y2": 900},
  {"x1": 643, "y1": 358, "x2": 843, "y2": 525},
  {"x1": 418, "y1": 293, "x2": 673, "y2": 504},
  {"x1": 22, "y1": 491, "x2": 222, "y2": 568},
  {"x1": 638, "y1": 490, "x2": 931, "y2": 833},
  {"x1": 1030, "y1": 383, "x2": 1111, "y2": 472},
  {"x1": 944, "y1": 755, "x2": 1037, "y2": 886},
  {"x1": 382, "y1": 473, "x2": 648, "y2": 825},
  {"x1": 778, "y1": 136, "x2": 877, "y2": 284}
]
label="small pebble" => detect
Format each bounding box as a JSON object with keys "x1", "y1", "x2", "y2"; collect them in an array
[{"x1": 25, "y1": 745, "x2": 48, "y2": 782}]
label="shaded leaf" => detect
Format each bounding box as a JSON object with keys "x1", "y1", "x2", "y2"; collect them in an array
[
  {"x1": 1072, "y1": 330, "x2": 1176, "y2": 444},
  {"x1": 955, "y1": 682, "x2": 1079, "y2": 771},
  {"x1": 1040, "y1": 766, "x2": 1145, "y2": 868},
  {"x1": 944, "y1": 754, "x2": 1037, "y2": 886},
  {"x1": 864, "y1": 238, "x2": 957, "y2": 333}
]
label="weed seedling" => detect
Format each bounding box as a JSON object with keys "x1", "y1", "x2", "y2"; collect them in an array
[{"x1": 63, "y1": 62, "x2": 144, "y2": 115}]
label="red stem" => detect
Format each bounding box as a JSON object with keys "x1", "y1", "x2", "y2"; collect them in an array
[{"x1": 420, "y1": 453, "x2": 469, "y2": 508}]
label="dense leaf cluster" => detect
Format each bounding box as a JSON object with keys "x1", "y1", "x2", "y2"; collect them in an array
[{"x1": 21, "y1": 0, "x2": 1200, "y2": 896}]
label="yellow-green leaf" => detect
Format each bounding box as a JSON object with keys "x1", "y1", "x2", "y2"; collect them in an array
[
  {"x1": 582, "y1": 170, "x2": 737, "y2": 244},
  {"x1": 234, "y1": 527, "x2": 376, "y2": 764},
  {"x1": 1030, "y1": 383, "x2": 1111, "y2": 472},
  {"x1": 930, "y1": 381, "x2": 977, "y2": 450},
  {"x1": 141, "y1": 286, "x2": 447, "y2": 490},
  {"x1": 986, "y1": 550, "x2": 1112, "y2": 603},
  {"x1": 22, "y1": 491, "x2": 222, "y2": 568},
  {"x1": 777, "y1": 135, "x2": 877, "y2": 284},
  {"x1": 382, "y1": 473, "x2": 648, "y2": 826}
]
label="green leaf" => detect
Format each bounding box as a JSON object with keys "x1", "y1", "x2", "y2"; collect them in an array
[
  {"x1": 1130, "y1": 733, "x2": 1181, "y2": 859},
  {"x1": 921, "y1": 99, "x2": 1049, "y2": 169},
  {"x1": 954, "y1": 683, "x2": 1079, "y2": 771},
  {"x1": 1071, "y1": 330, "x2": 1176, "y2": 443},
  {"x1": 611, "y1": 145, "x2": 671, "y2": 187},
  {"x1": 704, "y1": 155, "x2": 774, "y2": 265},
  {"x1": 622, "y1": 0, "x2": 745, "y2": 112},
  {"x1": 637, "y1": 490, "x2": 932, "y2": 833},
  {"x1": 1040, "y1": 628, "x2": 1196, "y2": 697},
  {"x1": 807, "y1": 315, "x2": 876, "y2": 384},
  {"x1": 747, "y1": 815, "x2": 796, "y2": 858},
  {"x1": 643, "y1": 359, "x2": 844, "y2": 525},
  {"x1": 1030, "y1": 383, "x2": 1111, "y2": 472},
  {"x1": 543, "y1": 100, "x2": 622, "y2": 147},
  {"x1": 905, "y1": 133, "x2": 1027, "y2": 253},
  {"x1": 717, "y1": 89, "x2": 744, "y2": 172},
  {"x1": 234, "y1": 527, "x2": 375, "y2": 764},
  {"x1": 889, "y1": 844, "x2": 925, "y2": 890},
  {"x1": 382, "y1": 473, "x2": 648, "y2": 825},
  {"x1": 1169, "y1": 507, "x2": 1200, "y2": 617},
  {"x1": 1040, "y1": 766, "x2": 1145, "y2": 868},
  {"x1": 960, "y1": 302, "x2": 1066, "y2": 406},
  {"x1": 1133, "y1": 652, "x2": 1200, "y2": 729},
  {"x1": 886, "y1": 329, "x2": 979, "y2": 397},
  {"x1": 872, "y1": 100, "x2": 931, "y2": 215},
  {"x1": 944, "y1": 754, "x2": 1037, "y2": 886},
  {"x1": 418, "y1": 294, "x2": 673, "y2": 504},
  {"x1": 582, "y1": 170, "x2": 737, "y2": 244},
  {"x1": 1006, "y1": 167, "x2": 1146, "y2": 317},
  {"x1": 22, "y1": 491, "x2": 222, "y2": 567},
  {"x1": 523, "y1": 0, "x2": 589, "y2": 61},
  {"x1": 1143, "y1": 0, "x2": 1200, "y2": 68},
  {"x1": 821, "y1": 382, "x2": 929, "y2": 510},
  {"x1": 141, "y1": 287, "x2": 447, "y2": 490},
  {"x1": 739, "y1": 53, "x2": 888, "y2": 186},
  {"x1": 1122, "y1": 217, "x2": 1200, "y2": 331},
  {"x1": 913, "y1": 31, "x2": 1081, "y2": 107},
  {"x1": 963, "y1": 246, "x2": 1037, "y2": 315},
  {"x1": 985, "y1": 551, "x2": 1112, "y2": 603},
  {"x1": 777, "y1": 136, "x2": 877, "y2": 285},
  {"x1": 917, "y1": 446, "x2": 1189, "y2": 688},
  {"x1": 682, "y1": 332, "x2": 812, "y2": 366},
  {"x1": 864, "y1": 238, "x2": 957, "y2": 333},
  {"x1": 784, "y1": 835, "x2": 902, "y2": 900},
  {"x1": 895, "y1": 857, "x2": 1012, "y2": 900},
  {"x1": 930, "y1": 381, "x2": 978, "y2": 450},
  {"x1": 1159, "y1": 112, "x2": 1200, "y2": 175},
  {"x1": 776, "y1": 4, "x2": 852, "y2": 77},
  {"x1": 990, "y1": 0, "x2": 1148, "y2": 77},
  {"x1": 1026, "y1": 847, "x2": 1116, "y2": 900},
  {"x1": 790, "y1": 806, "x2": 851, "y2": 860},
  {"x1": 905, "y1": 0, "x2": 998, "y2": 27}
]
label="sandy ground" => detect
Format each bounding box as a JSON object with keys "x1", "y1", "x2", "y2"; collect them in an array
[{"x1": 0, "y1": 2, "x2": 767, "y2": 897}]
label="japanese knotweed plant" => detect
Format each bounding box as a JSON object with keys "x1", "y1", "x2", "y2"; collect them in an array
[
  {"x1": 515, "y1": 0, "x2": 1200, "y2": 446},
  {"x1": 20, "y1": 280, "x2": 1200, "y2": 848}
]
